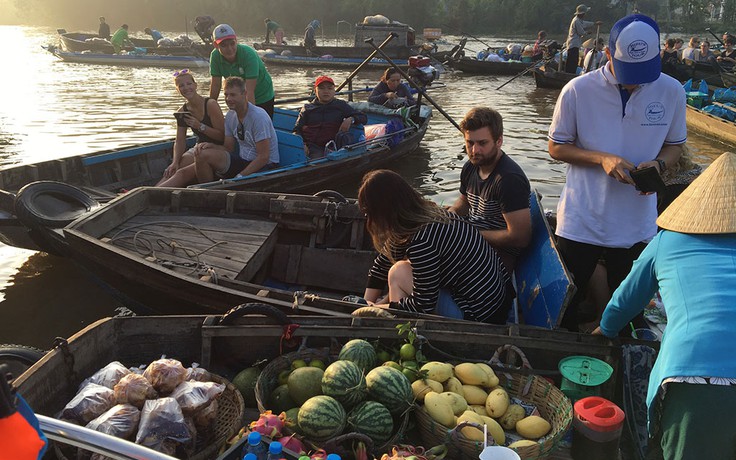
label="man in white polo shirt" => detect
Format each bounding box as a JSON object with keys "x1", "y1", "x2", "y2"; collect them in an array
[{"x1": 548, "y1": 14, "x2": 686, "y2": 331}]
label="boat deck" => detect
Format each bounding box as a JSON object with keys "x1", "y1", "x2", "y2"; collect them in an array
[{"x1": 102, "y1": 213, "x2": 278, "y2": 282}]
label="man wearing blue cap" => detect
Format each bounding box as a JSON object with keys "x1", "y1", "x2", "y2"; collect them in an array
[{"x1": 547, "y1": 14, "x2": 686, "y2": 331}]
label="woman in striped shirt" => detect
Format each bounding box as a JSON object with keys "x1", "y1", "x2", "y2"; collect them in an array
[{"x1": 360, "y1": 170, "x2": 512, "y2": 324}]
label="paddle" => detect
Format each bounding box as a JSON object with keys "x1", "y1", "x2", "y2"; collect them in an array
[
  {"x1": 705, "y1": 27, "x2": 725, "y2": 47},
  {"x1": 584, "y1": 23, "x2": 602, "y2": 73},
  {"x1": 496, "y1": 60, "x2": 544, "y2": 90},
  {"x1": 364, "y1": 37, "x2": 462, "y2": 131},
  {"x1": 336, "y1": 33, "x2": 397, "y2": 92},
  {"x1": 441, "y1": 24, "x2": 495, "y2": 51}
]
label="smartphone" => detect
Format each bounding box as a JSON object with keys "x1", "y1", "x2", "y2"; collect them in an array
[
  {"x1": 173, "y1": 111, "x2": 191, "y2": 121},
  {"x1": 630, "y1": 166, "x2": 666, "y2": 193}
]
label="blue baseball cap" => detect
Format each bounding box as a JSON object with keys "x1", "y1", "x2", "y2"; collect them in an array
[{"x1": 608, "y1": 14, "x2": 661, "y2": 85}]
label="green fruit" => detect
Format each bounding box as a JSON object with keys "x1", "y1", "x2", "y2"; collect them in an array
[
  {"x1": 232, "y1": 366, "x2": 261, "y2": 407},
  {"x1": 278, "y1": 370, "x2": 291, "y2": 385},
  {"x1": 402, "y1": 360, "x2": 417, "y2": 369},
  {"x1": 309, "y1": 359, "x2": 326, "y2": 370},
  {"x1": 399, "y1": 343, "x2": 416, "y2": 361},
  {"x1": 298, "y1": 395, "x2": 346, "y2": 441},
  {"x1": 365, "y1": 366, "x2": 413, "y2": 415},
  {"x1": 347, "y1": 401, "x2": 394, "y2": 444},
  {"x1": 376, "y1": 350, "x2": 392, "y2": 363},
  {"x1": 269, "y1": 383, "x2": 296, "y2": 414},
  {"x1": 288, "y1": 366, "x2": 324, "y2": 406},
  {"x1": 402, "y1": 367, "x2": 418, "y2": 382},
  {"x1": 383, "y1": 361, "x2": 402, "y2": 371},
  {"x1": 284, "y1": 407, "x2": 300, "y2": 431},
  {"x1": 291, "y1": 359, "x2": 308, "y2": 370},
  {"x1": 338, "y1": 339, "x2": 377, "y2": 373},
  {"x1": 321, "y1": 360, "x2": 367, "y2": 409}
]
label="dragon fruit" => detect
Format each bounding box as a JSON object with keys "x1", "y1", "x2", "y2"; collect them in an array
[
  {"x1": 249, "y1": 411, "x2": 284, "y2": 438},
  {"x1": 278, "y1": 434, "x2": 306, "y2": 455}
]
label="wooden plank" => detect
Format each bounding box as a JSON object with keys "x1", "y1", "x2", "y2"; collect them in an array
[
  {"x1": 126, "y1": 214, "x2": 278, "y2": 236},
  {"x1": 70, "y1": 189, "x2": 150, "y2": 237},
  {"x1": 235, "y1": 226, "x2": 279, "y2": 282}
]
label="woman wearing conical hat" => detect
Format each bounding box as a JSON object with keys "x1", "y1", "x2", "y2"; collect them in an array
[{"x1": 593, "y1": 152, "x2": 736, "y2": 459}]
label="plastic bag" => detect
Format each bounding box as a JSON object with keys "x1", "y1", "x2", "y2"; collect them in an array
[
  {"x1": 170, "y1": 380, "x2": 225, "y2": 416},
  {"x1": 364, "y1": 123, "x2": 386, "y2": 140},
  {"x1": 143, "y1": 358, "x2": 187, "y2": 395},
  {"x1": 114, "y1": 373, "x2": 158, "y2": 408},
  {"x1": 712, "y1": 86, "x2": 736, "y2": 103},
  {"x1": 135, "y1": 398, "x2": 194, "y2": 455},
  {"x1": 185, "y1": 363, "x2": 211, "y2": 382},
  {"x1": 193, "y1": 399, "x2": 218, "y2": 431},
  {"x1": 79, "y1": 361, "x2": 131, "y2": 391},
  {"x1": 702, "y1": 104, "x2": 736, "y2": 121},
  {"x1": 61, "y1": 383, "x2": 115, "y2": 425},
  {"x1": 86, "y1": 403, "x2": 141, "y2": 440}
]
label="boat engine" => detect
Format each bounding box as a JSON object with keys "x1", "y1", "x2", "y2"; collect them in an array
[{"x1": 407, "y1": 55, "x2": 438, "y2": 87}]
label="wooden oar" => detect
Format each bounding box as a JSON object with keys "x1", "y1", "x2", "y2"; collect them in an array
[
  {"x1": 496, "y1": 59, "x2": 545, "y2": 90},
  {"x1": 705, "y1": 27, "x2": 725, "y2": 47},
  {"x1": 364, "y1": 37, "x2": 462, "y2": 131}
]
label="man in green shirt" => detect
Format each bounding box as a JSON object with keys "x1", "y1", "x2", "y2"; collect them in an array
[
  {"x1": 110, "y1": 24, "x2": 131, "y2": 53},
  {"x1": 209, "y1": 24, "x2": 275, "y2": 118},
  {"x1": 264, "y1": 18, "x2": 284, "y2": 45}
]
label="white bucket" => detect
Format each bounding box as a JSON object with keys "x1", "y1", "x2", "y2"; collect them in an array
[{"x1": 479, "y1": 445, "x2": 521, "y2": 460}]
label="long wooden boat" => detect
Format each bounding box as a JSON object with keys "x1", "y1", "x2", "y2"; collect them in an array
[
  {"x1": 0, "y1": 105, "x2": 430, "y2": 251},
  {"x1": 14, "y1": 312, "x2": 635, "y2": 459},
  {"x1": 532, "y1": 66, "x2": 577, "y2": 89},
  {"x1": 450, "y1": 56, "x2": 532, "y2": 75},
  {"x1": 58, "y1": 30, "x2": 212, "y2": 57},
  {"x1": 261, "y1": 53, "x2": 408, "y2": 69},
  {"x1": 686, "y1": 104, "x2": 736, "y2": 145},
  {"x1": 253, "y1": 22, "x2": 418, "y2": 59},
  {"x1": 47, "y1": 47, "x2": 210, "y2": 68}
]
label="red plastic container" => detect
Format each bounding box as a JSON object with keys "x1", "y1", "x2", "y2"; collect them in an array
[
  {"x1": 409, "y1": 56, "x2": 431, "y2": 68},
  {"x1": 571, "y1": 397, "x2": 625, "y2": 460}
]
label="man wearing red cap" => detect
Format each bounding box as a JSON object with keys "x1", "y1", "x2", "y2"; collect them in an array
[
  {"x1": 209, "y1": 24, "x2": 275, "y2": 118},
  {"x1": 294, "y1": 76, "x2": 367, "y2": 158}
]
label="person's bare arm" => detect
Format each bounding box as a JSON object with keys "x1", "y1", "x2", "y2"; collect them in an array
[
  {"x1": 479, "y1": 208, "x2": 532, "y2": 249},
  {"x1": 245, "y1": 78, "x2": 258, "y2": 106},
  {"x1": 636, "y1": 143, "x2": 684, "y2": 174},
  {"x1": 238, "y1": 139, "x2": 271, "y2": 176},
  {"x1": 203, "y1": 99, "x2": 225, "y2": 143},
  {"x1": 165, "y1": 126, "x2": 189, "y2": 178},
  {"x1": 447, "y1": 194, "x2": 470, "y2": 215},
  {"x1": 223, "y1": 136, "x2": 236, "y2": 154},
  {"x1": 549, "y1": 140, "x2": 636, "y2": 185},
  {"x1": 209, "y1": 76, "x2": 222, "y2": 100}
]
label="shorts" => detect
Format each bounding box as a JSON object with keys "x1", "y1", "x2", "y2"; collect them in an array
[
  {"x1": 216, "y1": 152, "x2": 278, "y2": 179},
  {"x1": 435, "y1": 289, "x2": 464, "y2": 319}
]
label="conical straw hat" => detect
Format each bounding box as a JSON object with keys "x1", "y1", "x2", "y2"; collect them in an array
[{"x1": 657, "y1": 152, "x2": 736, "y2": 234}]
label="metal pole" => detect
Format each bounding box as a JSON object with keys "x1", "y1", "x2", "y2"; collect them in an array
[
  {"x1": 336, "y1": 33, "x2": 397, "y2": 92},
  {"x1": 584, "y1": 23, "x2": 601, "y2": 73},
  {"x1": 364, "y1": 37, "x2": 462, "y2": 132}
]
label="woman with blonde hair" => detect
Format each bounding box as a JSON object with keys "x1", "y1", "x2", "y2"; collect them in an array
[
  {"x1": 359, "y1": 170, "x2": 512, "y2": 323},
  {"x1": 159, "y1": 69, "x2": 225, "y2": 187}
]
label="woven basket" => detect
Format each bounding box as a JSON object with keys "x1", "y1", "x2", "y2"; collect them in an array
[
  {"x1": 415, "y1": 349, "x2": 572, "y2": 460},
  {"x1": 54, "y1": 373, "x2": 244, "y2": 460},
  {"x1": 254, "y1": 347, "x2": 411, "y2": 458}
]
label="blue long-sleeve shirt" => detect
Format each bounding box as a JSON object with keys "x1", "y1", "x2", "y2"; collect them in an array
[{"x1": 600, "y1": 230, "x2": 736, "y2": 427}]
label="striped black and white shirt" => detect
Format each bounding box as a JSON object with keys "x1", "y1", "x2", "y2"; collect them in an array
[{"x1": 366, "y1": 214, "x2": 510, "y2": 323}]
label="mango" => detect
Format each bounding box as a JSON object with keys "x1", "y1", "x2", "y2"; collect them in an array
[
  {"x1": 485, "y1": 387, "x2": 510, "y2": 418},
  {"x1": 475, "y1": 362, "x2": 500, "y2": 388},
  {"x1": 411, "y1": 379, "x2": 442, "y2": 401},
  {"x1": 468, "y1": 404, "x2": 488, "y2": 416},
  {"x1": 420, "y1": 361, "x2": 454, "y2": 383},
  {"x1": 480, "y1": 415, "x2": 506, "y2": 445},
  {"x1": 437, "y1": 391, "x2": 468, "y2": 416},
  {"x1": 516, "y1": 415, "x2": 551, "y2": 439},
  {"x1": 462, "y1": 385, "x2": 488, "y2": 405},
  {"x1": 454, "y1": 363, "x2": 487, "y2": 386},
  {"x1": 456, "y1": 410, "x2": 485, "y2": 442},
  {"x1": 443, "y1": 376, "x2": 464, "y2": 395},
  {"x1": 424, "y1": 392, "x2": 455, "y2": 427},
  {"x1": 509, "y1": 439, "x2": 539, "y2": 449},
  {"x1": 499, "y1": 404, "x2": 526, "y2": 430}
]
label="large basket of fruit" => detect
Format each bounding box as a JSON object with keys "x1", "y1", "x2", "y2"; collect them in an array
[
  {"x1": 254, "y1": 339, "x2": 413, "y2": 458},
  {"x1": 414, "y1": 349, "x2": 572, "y2": 460}
]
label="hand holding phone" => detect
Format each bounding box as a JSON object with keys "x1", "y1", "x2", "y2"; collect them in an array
[
  {"x1": 630, "y1": 166, "x2": 666, "y2": 194},
  {"x1": 173, "y1": 111, "x2": 191, "y2": 121}
]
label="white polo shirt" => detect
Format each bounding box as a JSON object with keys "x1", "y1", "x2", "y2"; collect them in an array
[{"x1": 548, "y1": 64, "x2": 687, "y2": 248}]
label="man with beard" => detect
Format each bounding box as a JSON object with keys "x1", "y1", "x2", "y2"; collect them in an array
[{"x1": 448, "y1": 107, "x2": 531, "y2": 273}]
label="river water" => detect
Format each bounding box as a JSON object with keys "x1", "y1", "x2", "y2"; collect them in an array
[{"x1": 0, "y1": 26, "x2": 726, "y2": 350}]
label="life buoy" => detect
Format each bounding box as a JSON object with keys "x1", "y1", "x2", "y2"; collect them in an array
[
  {"x1": 14, "y1": 181, "x2": 99, "y2": 229},
  {"x1": 0, "y1": 344, "x2": 46, "y2": 380}
]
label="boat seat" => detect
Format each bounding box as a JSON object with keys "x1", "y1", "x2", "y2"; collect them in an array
[
  {"x1": 276, "y1": 131, "x2": 307, "y2": 167},
  {"x1": 513, "y1": 191, "x2": 575, "y2": 329},
  {"x1": 81, "y1": 138, "x2": 193, "y2": 167},
  {"x1": 273, "y1": 107, "x2": 299, "y2": 131}
]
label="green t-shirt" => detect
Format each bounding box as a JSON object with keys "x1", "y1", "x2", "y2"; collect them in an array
[
  {"x1": 110, "y1": 28, "x2": 128, "y2": 47},
  {"x1": 266, "y1": 20, "x2": 281, "y2": 32},
  {"x1": 210, "y1": 44, "x2": 275, "y2": 104}
]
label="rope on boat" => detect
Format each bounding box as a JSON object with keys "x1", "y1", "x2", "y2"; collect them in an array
[{"x1": 107, "y1": 220, "x2": 226, "y2": 278}]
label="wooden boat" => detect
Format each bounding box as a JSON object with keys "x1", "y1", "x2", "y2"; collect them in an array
[
  {"x1": 686, "y1": 104, "x2": 736, "y2": 146},
  {"x1": 532, "y1": 66, "x2": 577, "y2": 89},
  {"x1": 57, "y1": 30, "x2": 212, "y2": 57},
  {"x1": 253, "y1": 22, "x2": 418, "y2": 59},
  {"x1": 14, "y1": 310, "x2": 634, "y2": 459},
  {"x1": 0, "y1": 105, "x2": 430, "y2": 251},
  {"x1": 47, "y1": 47, "x2": 210, "y2": 68},
  {"x1": 261, "y1": 53, "x2": 408, "y2": 69},
  {"x1": 450, "y1": 56, "x2": 532, "y2": 75}
]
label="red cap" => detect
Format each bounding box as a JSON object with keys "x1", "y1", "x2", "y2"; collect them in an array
[{"x1": 315, "y1": 75, "x2": 335, "y2": 87}]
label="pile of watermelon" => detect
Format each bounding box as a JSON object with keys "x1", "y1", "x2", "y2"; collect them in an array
[{"x1": 266, "y1": 339, "x2": 413, "y2": 446}]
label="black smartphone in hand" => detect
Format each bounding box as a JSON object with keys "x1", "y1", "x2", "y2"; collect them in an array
[
  {"x1": 173, "y1": 111, "x2": 191, "y2": 121},
  {"x1": 630, "y1": 166, "x2": 666, "y2": 193}
]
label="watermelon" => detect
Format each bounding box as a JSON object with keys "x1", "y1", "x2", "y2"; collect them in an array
[
  {"x1": 269, "y1": 383, "x2": 296, "y2": 414},
  {"x1": 298, "y1": 395, "x2": 347, "y2": 440},
  {"x1": 338, "y1": 339, "x2": 377, "y2": 372},
  {"x1": 321, "y1": 360, "x2": 367, "y2": 409},
  {"x1": 347, "y1": 401, "x2": 394, "y2": 444},
  {"x1": 365, "y1": 366, "x2": 412, "y2": 414},
  {"x1": 287, "y1": 366, "x2": 324, "y2": 406}
]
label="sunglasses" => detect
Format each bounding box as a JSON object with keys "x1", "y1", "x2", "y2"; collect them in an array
[
  {"x1": 173, "y1": 68, "x2": 190, "y2": 77},
  {"x1": 237, "y1": 122, "x2": 244, "y2": 141}
]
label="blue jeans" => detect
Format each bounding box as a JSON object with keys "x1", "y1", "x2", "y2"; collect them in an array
[{"x1": 436, "y1": 289, "x2": 464, "y2": 319}]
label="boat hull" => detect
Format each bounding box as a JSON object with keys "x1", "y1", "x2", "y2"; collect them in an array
[
  {"x1": 686, "y1": 104, "x2": 736, "y2": 146},
  {"x1": 253, "y1": 42, "x2": 414, "y2": 59},
  {"x1": 533, "y1": 67, "x2": 577, "y2": 89},
  {"x1": 451, "y1": 57, "x2": 532, "y2": 75},
  {"x1": 58, "y1": 31, "x2": 212, "y2": 57},
  {"x1": 51, "y1": 50, "x2": 210, "y2": 68},
  {"x1": 261, "y1": 54, "x2": 407, "y2": 69}
]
